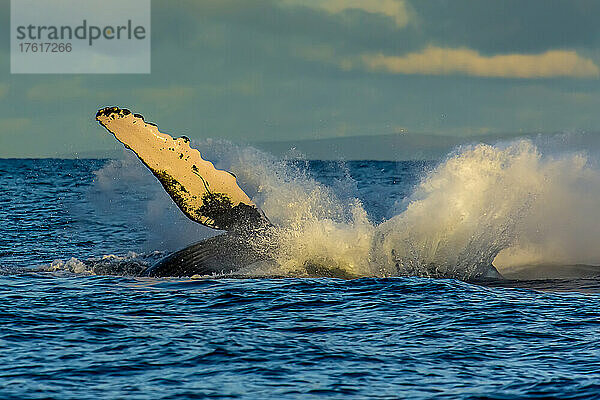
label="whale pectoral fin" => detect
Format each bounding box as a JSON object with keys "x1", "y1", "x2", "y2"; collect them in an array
[{"x1": 96, "y1": 106, "x2": 268, "y2": 231}]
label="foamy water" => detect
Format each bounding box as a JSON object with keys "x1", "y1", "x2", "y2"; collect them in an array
[{"x1": 85, "y1": 137, "x2": 600, "y2": 280}]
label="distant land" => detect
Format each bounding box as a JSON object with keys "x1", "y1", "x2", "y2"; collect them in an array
[
  {"x1": 44, "y1": 131, "x2": 600, "y2": 160},
  {"x1": 253, "y1": 132, "x2": 524, "y2": 161}
]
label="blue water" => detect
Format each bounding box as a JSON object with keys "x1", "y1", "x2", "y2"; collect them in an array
[{"x1": 2, "y1": 158, "x2": 600, "y2": 399}]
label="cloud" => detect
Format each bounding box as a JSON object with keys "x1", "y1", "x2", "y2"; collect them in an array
[
  {"x1": 361, "y1": 46, "x2": 600, "y2": 79},
  {"x1": 408, "y1": 0, "x2": 600, "y2": 54},
  {"x1": 26, "y1": 78, "x2": 91, "y2": 101},
  {"x1": 132, "y1": 86, "x2": 196, "y2": 101},
  {"x1": 0, "y1": 118, "x2": 32, "y2": 135},
  {"x1": 0, "y1": 83, "x2": 8, "y2": 99},
  {"x1": 283, "y1": 0, "x2": 410, "y2": 27}
]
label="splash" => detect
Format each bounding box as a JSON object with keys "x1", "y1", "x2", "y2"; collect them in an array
[
  {"x1": 88, "y1": 138, "x2": 600, "y2": 280},
  {"x1": 41, "y1": 252, "x2": 163, "y2": 276},
  {"x1": 374, "y1": 140, "x2": 542, "y2": 279}
]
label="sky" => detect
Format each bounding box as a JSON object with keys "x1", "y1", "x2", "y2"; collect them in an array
[{"x1": 1, "y1": 0, "x2": 600, "y2": 158}]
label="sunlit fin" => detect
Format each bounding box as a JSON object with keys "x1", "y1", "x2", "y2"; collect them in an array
[{"x1": 96, "y1": 106, "x2": 267, "y2": 231}]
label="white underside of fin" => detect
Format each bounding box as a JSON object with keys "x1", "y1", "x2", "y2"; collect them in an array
[{"x1": 96, "y1": 107, "x2": 255, "y2": 229}]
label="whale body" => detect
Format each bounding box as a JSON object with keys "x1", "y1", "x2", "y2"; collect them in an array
[{"x1": 142, "y1": 232, "x2": 268, "y2": 277}]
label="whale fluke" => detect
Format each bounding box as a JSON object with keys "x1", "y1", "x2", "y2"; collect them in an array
[{"x1": 96, "y1": 106, "x2": 267, "y2": 231}]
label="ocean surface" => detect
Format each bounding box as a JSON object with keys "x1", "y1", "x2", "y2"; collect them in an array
[{"x1": 2, "y1": 145, "x2": 600, "y2": 399}]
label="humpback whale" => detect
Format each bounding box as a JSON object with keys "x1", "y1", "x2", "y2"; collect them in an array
[
  {"x1": 96, "y1": 106, "x2": 503, "y2": 280},
  {"x1": 96, "y1": 106, "x2": 274, "y2": 277}
]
